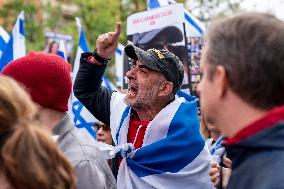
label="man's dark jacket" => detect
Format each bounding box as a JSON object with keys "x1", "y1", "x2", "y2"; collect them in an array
[
  {"x1": 225, "y1": 121, "x2": 284, "y2": 189},
  {"x1": 74, "y1": 52, "x2": 114, "y2": 126}
]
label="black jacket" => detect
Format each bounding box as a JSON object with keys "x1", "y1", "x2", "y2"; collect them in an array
[
  {"x1": 74, "y1": 52, "x2": 114, "y2": 125},
  {"x1": 225, "y1": 122, "x2": 284, "y2": 189}
]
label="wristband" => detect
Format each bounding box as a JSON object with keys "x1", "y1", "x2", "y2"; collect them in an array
[{"x1": 92, "y1": 49, "x2": 110, "y2": 66}]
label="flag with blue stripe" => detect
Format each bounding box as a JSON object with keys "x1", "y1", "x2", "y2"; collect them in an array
[
  {"x1": 147, "y1": 0, "x2": 176, "y2": 9},
  {"x1": 0, "y1": 26, "x2": 9, "y2": 60},
  {"x1": 70, "y1": 17, "x2": 116, "y2": 139},
  {"x1": 147, "y1": 0, "x2": 204, "y2": 37},
  {"x1": 0, "y1": 11, "x2": 25, "y2": 71},
  {"x1": 57, "y1": 40, "x2": 67, "y2": 60},
  {"x1": 110, "y1": 92, "x2": 214, "y2": 189}
]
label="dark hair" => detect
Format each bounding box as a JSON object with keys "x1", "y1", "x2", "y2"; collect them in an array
[
  {"x1": 0, "y1": 76, "x2": 76, "y2": 189},
  {"x1": 48, "y1": 41, "x2": 59, "y2": 53},
  {"x1": 205, "y1": 13, "x2": 284, "y2": 109}
]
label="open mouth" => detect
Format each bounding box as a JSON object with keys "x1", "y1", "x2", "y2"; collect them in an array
[{"x1": 128, "y1": 83, "x2": 138, "y2": 95}]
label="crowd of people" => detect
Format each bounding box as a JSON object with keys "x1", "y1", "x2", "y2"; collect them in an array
[{"x1": 0, "y1": 11, "x2": 283, "y2": 189}]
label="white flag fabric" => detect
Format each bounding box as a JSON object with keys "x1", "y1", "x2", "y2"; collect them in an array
[
  {"x1": 115, "y1": 43, "x2": 124, "y2": 88},
  {"x1": 0, "y1": 11, "x2": 25, "y2": 71},
  {"x1": 0, "y1": 26, "x2": 10, "y2": 59},
  {"x1": 110, "y1": 91, "x2": 214, "y2": 189},
  {"x1": 147, "y1": 0, "x2": 205, "y2": 37},
  {"x1": 57, "y1": 40, "x2": 67, "y2": 61}
]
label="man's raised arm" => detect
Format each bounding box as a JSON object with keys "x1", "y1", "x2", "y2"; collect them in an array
[{"x1": 73, "y1": 22, "x2": 121, "y2": 125}]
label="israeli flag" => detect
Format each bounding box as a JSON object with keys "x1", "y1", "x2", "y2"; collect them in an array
[
  {"x1": 70, "y1": 17, "x2": 97, "y2": 139},
  {"x1": 0, "y1": 26, "x2": 9, "y2": 59},
  {"x1": 147, "y1": 0, "x2": 204, "y2": 37},
  {"x1": 0, "y1": 11, "x2": 25, "y2": 71},
  {"x1": 147, "y1": 0, "x2": 176, "y2": 9},
  {"x1": 110, "y1": 92, "x2": 214, "y2": 189},
  {"x1": 183, "y1": 9, "x2": 204, "y2": 37},
  {"x1": 71, "y1": 17, "x2": 116, "y2": 139},
  {"x1": 57, "y1": 40, "x2": 67, "y2": 60},
  {"x1": 115, "y1": 43, "x2": 124, "y2": 88}
]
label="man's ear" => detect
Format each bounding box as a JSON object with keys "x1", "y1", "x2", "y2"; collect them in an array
[
  {"x1": 214, "y1": 65, "x2": 228, "y2": 98},
  {"x1": 158, "y1": 81, "x2": 174, "y2": 97}
]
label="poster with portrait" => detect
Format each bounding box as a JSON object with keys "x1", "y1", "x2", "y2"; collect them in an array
[
  {"x1": 124, "y1": 3, "x2": 191, "y2": 91},
  {"x1": 44, "y1": 31, "x2": 73, "y2": 63},
  {"x1": 187, "y1": 37, "x2": 204, "y2": 96}
]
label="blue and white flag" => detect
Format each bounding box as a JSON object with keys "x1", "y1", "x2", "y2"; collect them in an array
[
  {"x1": 70, "y1": 17, "x2": 97, "y2": 139},
  {"x1": 183, "y1": 9, "x2": 204, "y2": 37},
  {"x1": 71, "y1": 17, "x2": 117, "y2": 139},
  {"x1": 0, "y1": 26, "x2": 10, "y2": 59},
  {"x1": 0, "y1": 11, "x2": 25, "y2": 71},
  {"x1": 57, "y1": 40, "x2": 67, "y2": 60},
  {"x1": 110, "y1": 92, "x2": 214, "y2": 189},
  {"x1": 115, "y1": 43, "x2": 124, "y2": 88},
  {"x1": 206, "y1": 136, "x2": 225, "y2": 163},
  {"x1": 102, "y1": 75, "x2": 117, "y2": 91},
  {"x1": 147, "y1": 0, "x2": 176, "y2": 9},
  {"x1": 147, "y1": 0, "x2": 204, "y2": 37}
]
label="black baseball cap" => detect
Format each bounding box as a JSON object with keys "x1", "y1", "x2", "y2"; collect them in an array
[{"x1": 124, "y1": 43, "x2": 184, "y2": 93}]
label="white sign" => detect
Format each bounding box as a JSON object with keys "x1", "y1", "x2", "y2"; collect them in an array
[{"x1": 127, "y1": 3, "x2": 185, "y2": 35}]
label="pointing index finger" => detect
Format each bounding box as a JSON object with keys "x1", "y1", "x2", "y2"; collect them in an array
[{"x1": 115, "y1": 21, "x2": 122, "y2": 35}]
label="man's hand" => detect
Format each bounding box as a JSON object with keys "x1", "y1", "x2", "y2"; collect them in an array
[
  {"x1": 209, "y1": 159, "x2": 232, "y2": 188},
  {"x1": 209, "y1": 162, "x2": 221, "y2": 187},
  {"x1": 96, "y1": 22, "x2": 122, "y2": 60},
  {"x1": 223, "y1": 157, "x2": 232, "y2": 169}
]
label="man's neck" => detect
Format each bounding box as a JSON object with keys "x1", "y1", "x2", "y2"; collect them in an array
[
  {"x1": 134, "y1": 101, "x2": 169, "y2": 121},
  {"x1": 37, "y1": 107, "x2": 66, "y2": 132},
  {"x1": 134, "y1": 107, "x2": 159, "y2": 121},
  {"x1": 210, "y1": 130, "x2": 221, "y2": 141},
  {"x1": 218, "y1": 97, "x2": 268, "y2": 138}
]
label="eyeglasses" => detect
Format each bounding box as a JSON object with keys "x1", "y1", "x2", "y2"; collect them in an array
[{"x1": 93, "y1": 122, "x2": 110, "y2": 132}]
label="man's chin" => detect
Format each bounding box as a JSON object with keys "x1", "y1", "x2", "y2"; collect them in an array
[
  {"x1": 124, "y1": 97, "x2": 133, "y2": 105},
  {"x1": 124, "y1": 96, "x2": 138, "y2": 108}
]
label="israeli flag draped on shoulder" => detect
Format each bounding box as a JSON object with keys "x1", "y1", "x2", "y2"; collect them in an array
[
  {"x1": 0, "y1": 26, "x2": 10, "y2": 60},
  {"x1": 147, "y1": 0, "x2": 205, "y2": 37},
  {"x1": 109, "y1": 91, "x2": 214, "y2": 189},
  {"x1": 0, "y1": 11, "x2": 25, "y2": 71},
  {"x1": 70, "y1": 17, "x2": 116, "y2": 139}
]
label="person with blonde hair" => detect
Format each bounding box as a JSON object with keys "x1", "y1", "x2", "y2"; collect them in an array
[
  {"x1": 0, "y1": 75, "x2": 76, "y2": 189},
  {"x1": 2, "y1": 52, "x2": 116, "y2": 189}
]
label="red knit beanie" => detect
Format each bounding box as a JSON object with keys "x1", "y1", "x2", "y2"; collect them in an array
[{"x1": 2, "y1": 51, "x2": 72, "y2": 111}]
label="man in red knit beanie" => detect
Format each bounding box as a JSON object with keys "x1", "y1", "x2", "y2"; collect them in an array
[{"x1": 2, "y1": 51, "x2": 116, "y2": 189}]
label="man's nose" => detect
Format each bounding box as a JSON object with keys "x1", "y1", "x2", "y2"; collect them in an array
[
  {"x1": 126, "y1": 68, "x2": 136, "y2": 81},
  {"x1": 97, "y1": 128, "x2": 104, "y2": 135}
]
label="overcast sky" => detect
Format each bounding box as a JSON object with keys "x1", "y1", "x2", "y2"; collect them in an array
[{"x1": 241, "y1": 0, "x2": 284, "y2": 20}]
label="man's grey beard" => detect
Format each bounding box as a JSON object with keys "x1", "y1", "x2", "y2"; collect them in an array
[{"x1": 124, "y1": 80, "x2": 164, "y2": 110}]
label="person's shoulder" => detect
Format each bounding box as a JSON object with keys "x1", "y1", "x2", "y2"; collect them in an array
[
  {"x1": 60, "y1": 127, "x2": 105, "y2": 162},
  {"x1": 229, "y1": 149, "x2": 284, "y2": 188},
  {"x1": 70, "y1": 128, "x2": 101, "y2": 152}
]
